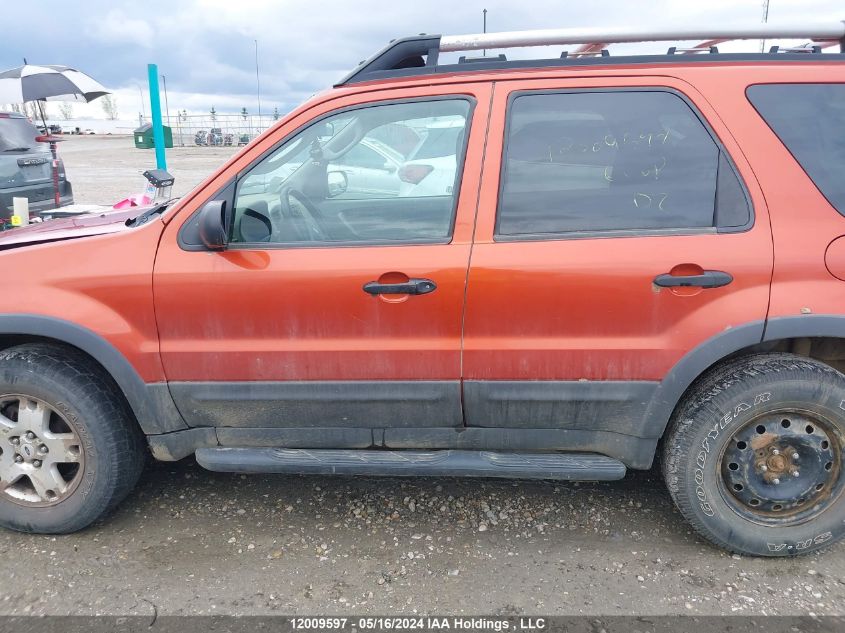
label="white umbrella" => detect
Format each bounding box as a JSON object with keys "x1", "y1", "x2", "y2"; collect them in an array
[{"x1": 0, "y1": 64, "x2": 109, "y2": 104}]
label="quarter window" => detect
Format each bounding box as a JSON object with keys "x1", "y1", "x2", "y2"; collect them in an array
[
  {"x1": 231, "y1": 99, "x2": 471, "y2": 245},
  {"x1": 747, "y1": 83, "x2": 845, "y2": 217},
  {"x1": 496, "y1": 90, "x2": 749, "y2": 238}
]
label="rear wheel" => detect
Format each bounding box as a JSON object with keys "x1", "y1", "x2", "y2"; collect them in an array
[
  {"x1": 0, "y1": 344, "x2": 145, "y2": 533},
  {"x1": 663, "y1": 353, "x2": 845, "y2": 556}
]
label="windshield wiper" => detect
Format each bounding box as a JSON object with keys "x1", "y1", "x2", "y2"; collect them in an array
[
  {"x1": 127, "y1": 199, "x2": 179, "y2": 227},
  {"x1": 3, "y1": 147, "x2": 32, "y2": 152}
]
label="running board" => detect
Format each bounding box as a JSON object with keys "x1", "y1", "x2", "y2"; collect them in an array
[{"x1": 194, "y1": 448, "x2": 626, "y2": 481}]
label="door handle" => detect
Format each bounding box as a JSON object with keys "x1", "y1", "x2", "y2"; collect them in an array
[
  {"x1": 654, "y1": 270, "x2": 733, "y2": 289},
  {"x1": 363, "y1": 278, "x2": 437, "y2": 296}
]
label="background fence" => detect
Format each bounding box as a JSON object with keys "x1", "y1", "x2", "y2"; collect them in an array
[{"x1": 159, "y1": 113, "x2": 279, "y2": 147}]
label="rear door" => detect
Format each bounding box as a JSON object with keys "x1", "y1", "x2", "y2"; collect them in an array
[{"x1": 462, "y1": 77, "x2": 773, "y2": 440}]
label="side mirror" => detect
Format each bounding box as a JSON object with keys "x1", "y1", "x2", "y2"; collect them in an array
[
  {"x1": 327, "y1": 170, "x2": 348, "y2": 198},
  {"x1": 198, "y1": 200, "x2": 227, "y2": 250}
]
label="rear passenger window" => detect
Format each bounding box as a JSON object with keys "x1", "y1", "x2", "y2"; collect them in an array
[
  {"x1": 747, "y1": 83, "x2": 845, "y2": 216},
  {"x1": 496, "y1": 90, "x2": 750, "y2": 238}
]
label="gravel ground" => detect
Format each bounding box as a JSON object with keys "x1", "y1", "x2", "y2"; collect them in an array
[
  {"x1": 1, "y1": 134, "x2": 843, "y2": 617},
  {"x1": 1, "y1": 460, "x2": 844, "y2": 616}
]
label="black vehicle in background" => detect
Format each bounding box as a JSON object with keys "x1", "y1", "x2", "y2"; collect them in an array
[{"x1": 0, "y1": 112, "x2": 73, "y2": 221}]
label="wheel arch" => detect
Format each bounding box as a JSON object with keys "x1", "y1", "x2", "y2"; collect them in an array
[
  {"x1": 0, "y1": 315, "x2": 185, "y2": 435},
  {"x1": 647, "y1": 315, "x2": 845, "y2": 443}
]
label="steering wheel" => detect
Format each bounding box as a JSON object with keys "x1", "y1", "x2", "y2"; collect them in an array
[{"x1": 274, "y1": 187, "x2": 327, "y2": 242}]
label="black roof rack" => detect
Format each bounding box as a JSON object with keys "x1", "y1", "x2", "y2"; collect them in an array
[{"x1": 335, "y1": 22, "x2": 845, "y2": 86}]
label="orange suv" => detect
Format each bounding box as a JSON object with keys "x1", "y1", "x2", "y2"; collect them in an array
[{"x1": 1, "y1": 23, "x2": 845, "y2": 557}]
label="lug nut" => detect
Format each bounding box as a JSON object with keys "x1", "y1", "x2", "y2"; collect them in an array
[
  {"x1": 772, "y1": 449, "x2": 780, "y2": 456},
  {"x1": 39, "y1": 445, "x2": 48, "y2": 454},
  {"x1": 772, "y1": 478, "x2": 781, "y2": 485},
  {"x1": 760, "y1": 465, "x2": 768, "y2": 472},
  {"x1": 14, "y1": 455, "x2": 23, "y2": 463},
  {"x1": 32, "y1": 460, "x2": 41, "y2": 468},
  {"x1": 10, "y1": 437, "x2": 19, "y2": 446},
  {"x1": 25, "y1": 432, "x2": 35, "y2": 440},
  {"x1": 792, "y1": 453, "x2": 799, "y2": 461},
  {"x1": 793, "y1": 471, "x2": 801, "y2": 477}
]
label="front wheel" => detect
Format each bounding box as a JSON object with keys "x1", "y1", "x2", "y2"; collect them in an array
[
  {"x1": 0, "y1": 344, "x2": 145, "y2": 533},
  {"x1": 663, "y1": 353, "x2": 845, "y2": 556}
]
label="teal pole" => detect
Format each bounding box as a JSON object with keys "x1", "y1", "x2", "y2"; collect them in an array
[{"x1": 147, "y1": 63, "x2": 167, "y2": 170}]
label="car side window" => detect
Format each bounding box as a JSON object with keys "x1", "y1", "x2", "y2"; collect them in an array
[
  {"x1": 747, "y1": 83, "x2": 845, "y2": 217},
  {"x1": 496, "y1": 90, "x2": 750, "y2": 238},
  {"x1": 230, "y1": 99, "x2": 472, "y2": 245}
]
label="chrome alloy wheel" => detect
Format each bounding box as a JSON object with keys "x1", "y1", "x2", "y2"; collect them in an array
[{"x1": 0, "y1": 395, "x2": 84, "y2": 506}]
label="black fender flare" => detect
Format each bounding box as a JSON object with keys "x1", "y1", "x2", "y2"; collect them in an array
[
  {"x1": 644, "y1": 315, "x2": 845, "y2": 440},
  {"x1": 0, "y1": 314, "x2": 186, "y2": 435}
]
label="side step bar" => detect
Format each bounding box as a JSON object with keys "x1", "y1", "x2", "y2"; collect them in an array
[{"x1": 195, "y1": 448, "x2": 626, "y2": 481}]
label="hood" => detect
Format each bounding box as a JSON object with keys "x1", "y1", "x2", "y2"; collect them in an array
[{"x1": 0, "y1": 207, "x2": 140, "y2": 249}]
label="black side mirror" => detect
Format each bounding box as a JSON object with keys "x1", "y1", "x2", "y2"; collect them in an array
[{"x1": 198, "y1": 200, "x2": 227, "y2": 250}]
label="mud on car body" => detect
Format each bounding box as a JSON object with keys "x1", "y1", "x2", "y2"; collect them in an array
[{"x1": 1, "y1": 24, "x2": 845, "y2": 556}]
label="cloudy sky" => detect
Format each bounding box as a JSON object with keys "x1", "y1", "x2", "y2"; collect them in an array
[{"x1": 0, "y1": 0, "x2": 841, "y2": 121}]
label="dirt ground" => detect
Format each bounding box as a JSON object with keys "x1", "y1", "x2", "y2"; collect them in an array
[
  {"x1": 1, "y1": 135, "x2": 843, "y2": 617},
  {"x1": 58, "y1": 135, "x2": 239, "y2": 206}
]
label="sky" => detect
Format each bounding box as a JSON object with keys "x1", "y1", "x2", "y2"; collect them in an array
[{"x1": 0, "y1": 0, "x2": 841, "y2": 122}]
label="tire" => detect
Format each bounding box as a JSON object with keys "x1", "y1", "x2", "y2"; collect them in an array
[
  {"x1": 0, "y1": 343, "x2": 145, "y2": 533},
  {"x1": 664, "y1": 353, "x2": 845, "y2": 556}
]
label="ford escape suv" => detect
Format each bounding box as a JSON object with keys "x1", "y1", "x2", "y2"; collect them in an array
[
  {"x1": 0, "y1": 112, "x2": 72, "y2": 220},
  {"x1": 1, "y1": 22, "x2": 845, "y2": 557}
]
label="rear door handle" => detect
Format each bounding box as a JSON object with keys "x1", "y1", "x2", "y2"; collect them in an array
[
  {"x1": 654, "y1": 270, "x2": 733, "y2": 289},
  {"x1": 363, "y1": 278, "x2": 437, "y2": 296}
]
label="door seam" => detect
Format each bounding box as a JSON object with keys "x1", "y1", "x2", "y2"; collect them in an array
[{"x1": 459, "y1": 81, "x2": 497, "y2": 427}]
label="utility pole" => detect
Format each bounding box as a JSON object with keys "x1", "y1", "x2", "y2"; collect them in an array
[
  {"x1": 482, "y1": 9, "x2": 487, "y2": 57},
  {"x1": 137, "y1": 84, "x2": 146, "y2": 124},
  {"x1": 254, "y1": 39, "x2": 262, "y2": 120},
  {"x1": 162, "y1": 74, "x2": 172, "y2": 128},
  {"x1": 760, "y1": 0, "x2": 771, "y2": 53}
]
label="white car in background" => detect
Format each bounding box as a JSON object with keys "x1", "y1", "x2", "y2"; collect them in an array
[
  {"x1": 398, "y1": 118, "x2": 465, "y2": 197},
  {"x1": 331, "y1": 137, "x2": 404, "y2": 198}
]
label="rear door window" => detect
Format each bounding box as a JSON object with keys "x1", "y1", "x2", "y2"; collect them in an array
[
  {"x1": 747, "y1": 83, "x2": 845, "y2": 216},
  {"x1": 496, "y1": 90, "x2": 750, "y2": 238}
]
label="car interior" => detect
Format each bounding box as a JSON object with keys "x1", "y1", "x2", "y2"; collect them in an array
[{"x1": 231, "y1": 100, "x2": 470, "y2": 246}]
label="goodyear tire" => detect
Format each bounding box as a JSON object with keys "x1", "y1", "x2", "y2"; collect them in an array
[
  {"x1": 663, "y1": 353, "x2": 845, "y2": 556},
  {"x1": 0, "y1": 344, "x2": 145, "y2": 533}
]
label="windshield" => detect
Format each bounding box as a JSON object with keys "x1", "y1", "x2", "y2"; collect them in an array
[{"x1": 0, "y1": 117, "x2": 48, "y2": 152}]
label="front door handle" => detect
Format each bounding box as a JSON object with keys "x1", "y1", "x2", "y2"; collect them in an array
[
  {"x1": 654, "y1": 270, "x2": 733, "y2": 289},
  {"x1": 363, "y1": 278, "x2": 437, "y2": 296}
]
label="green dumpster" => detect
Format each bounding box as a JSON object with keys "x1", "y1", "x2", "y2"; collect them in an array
[{"x1": 134, "y1": 123, "x2": 173, "y2": 149}]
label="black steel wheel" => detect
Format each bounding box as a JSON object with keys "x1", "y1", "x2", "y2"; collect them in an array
[
  {"x1": 718, "y1": 410, "x2": 843, "y2": 525},
  {"x1": 664, "y1": 354, "x2": 845, "y2": 556}
]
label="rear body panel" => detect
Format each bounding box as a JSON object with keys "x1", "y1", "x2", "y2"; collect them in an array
[{"x1": 0, "y1": 114, "x2": 73, "y2": 218}]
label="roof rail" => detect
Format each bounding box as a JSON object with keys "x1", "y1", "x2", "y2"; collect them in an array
[
  {"x1": 336, "y1": 21, "x2": 845, "y2": 86},
  {"x1": 438, "y1": 22, "x2": 845, "y2": 51}
]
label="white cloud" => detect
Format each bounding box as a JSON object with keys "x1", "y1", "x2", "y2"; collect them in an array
[
  {"x1": 2, "y1": 0, "x2": 842, "y2": 121},
  {"x1": 84, "y1": 9, "x2": 155, "y2": 49}
]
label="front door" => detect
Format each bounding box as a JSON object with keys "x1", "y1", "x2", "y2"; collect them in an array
[
  {"x1": 462, "y1": 77, "x2": 773, "y2": 443},
  {"x1": 153, "y1": 86, "x2": 490, "y2": 438}
]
